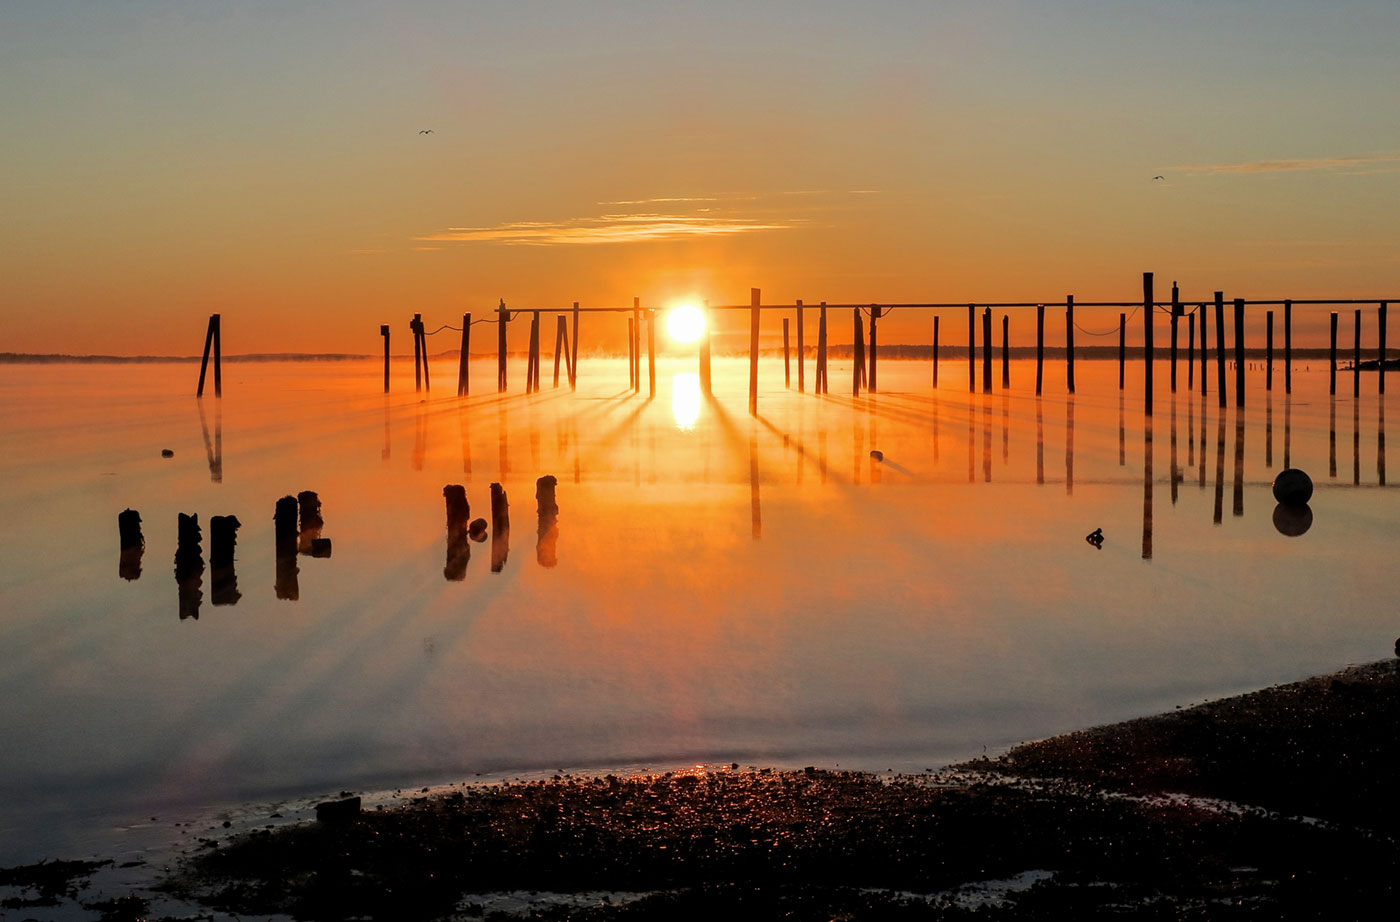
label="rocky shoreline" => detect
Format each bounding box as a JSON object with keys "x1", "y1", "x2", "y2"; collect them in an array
[{"x1": 5, "y1": 660, "x2": 1397, "y2": 920}]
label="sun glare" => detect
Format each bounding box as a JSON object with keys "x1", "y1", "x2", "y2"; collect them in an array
[
  {"x1": 666, "y1": 304, "x2": 706, "y2": 344},
  {"x1": 671, "y1": 372, "x2": 701, "y2": 430}
]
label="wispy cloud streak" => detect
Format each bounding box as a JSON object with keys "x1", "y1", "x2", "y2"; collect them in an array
[
  {"x1": 1176, "y1": 154, "x2": 1400, "y2": 174},
  {"x1": 417, "y1": 213, "x2": 793, "y2": 246}
]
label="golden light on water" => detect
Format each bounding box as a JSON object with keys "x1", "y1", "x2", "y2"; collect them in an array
[
  {"x1": 671, "y1": 372, "x2": 701, "y2": 430},
  {"x1": 666, "y1": 304, "x2": 706, "y2": 344}
]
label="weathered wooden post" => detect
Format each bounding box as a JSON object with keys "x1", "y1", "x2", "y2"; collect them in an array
[
  {"x1": 1234, "y1": 298, "x2": 1245, "y2": 408},
  {"x1": 1330, "y1": 311, "x2": 1338, "y2": 395},
  {"x1": 852, "y1": 309, "x2": 864, "y2": 396},
  {"x1": 536, "y1": 475, "x2": 559, "y2": 568},
  {"x1": 1144, "y1": 272, "x2": 1154, "y2": 415},
  {"x1": 457, "y1": 314, "x2": 471, "y2": 396},
  {"x1": 412, "y1": 313, "x2": 423, "y2": 392},
  {"x1": 817, "y1": 302, "x2": 828, "y2": 394},
  {"x1": 380, "y1": 324, "x2": 391, "y2": 394},
  {"x1": 212, "y1": 314, "x2": 222, "y2": 397},
  {"x1": 868, "y1": 306, "x2": 880, "y2": 393},
  {"x1": 198, "y1": 315, "x2": 217, "y2": 397},
  {"x1": 783, "y1": 317, "x2": 791, "y2": 388},
  {"x1": 443, "y1": 484, "x2": 470, "y2": 581},
  {"x1": 528, "y1": 310, "x2": 541, "y2": 393},
  {"x1": 1170, "y1": 280, "x2": 1179, "y2": 392},
  {"x1": 1380, "y1": 302, "x2": 1388, "y2": 395},
  {"x1": 1066, "y1": 295, "x2": 1076, "y2": 394},
  {"x1": 1001, "y1": 314, "x2": 1010, "y2": 389},
  {"x1": 796, "y1": 300, "x2": 805, "y2": 392},
  {"x1": 699, "y1": 300, "x2": 712, "y2": 395},
  {"x1": 932, "y1": 315, "x2": 940, "y2": 388},
  {"x1": 553, "y1": 315, "x2": 567, "y2": 388},
  {"x1": 1284, "y1": 299, "x2": 1293, "y2": 394},
  {"x1": 1354, "y1": 309, "x2": 1362, "y2": 399},
  {"x1": 981, "y1": 307, "x2": 992, "y2": 394},
  {"x1": 1266, "y1": 310, "x2": 1274, "y2": 391},
  {"x1": 1199, "y1": 305, "x2": 1208, "y2": 398},
  {"x1": 119, "y1": 508, "x2": 144, "y2": 581},
  {"x1": 1118, "y1": 313, "x2": 1126, "y2": 389},
  {"x1": 967, "y1": 304, "x2": 976, "y2": 393},
  {"x1": 497, "y1": 299, "x2": 508, "y2": 393},
  {"x1": 633, "y1": 297, "x2": 641, "y2": 394},
  {"x1": 417, "y1": 316, "x2": 431, "y2": 393},
  {"x1": 1214, "y1": 292, "x2": 1226, "y2": 408},
  {"x1": 571, "y1": 301, "x2": 580, "y2": 391},
  {"x1": 1188, "y1": 310, "x2": 1195, "y2": 391},
  {"x1": 627, "y1": 316, "x2": 635, "y2": 390},
  {"x1": 749, "y1": 288, "x2": 761, "y2": 414},
  {"x1": 647, "y1": 309, "x2": 656, "y2": 397},
  {"x1": 489, "y1": 482, "x2": 510, "y2": 573},
  {"x1": 1035, "y1": 304, "x2": 1045, "y2": 395}
]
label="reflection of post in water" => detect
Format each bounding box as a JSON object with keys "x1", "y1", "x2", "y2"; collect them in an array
[
  {"x1": 209, "y1": 515, "x2": 241, "y2": 606},
  {"x1": 118, "y1": 509, "x2": 144, "y2": 581},
  {"x1": 1118, "y1": 390, "x2": 1125, "y2": 466},
  {"x1": 1142, "y1": 420, "x2": 1153, "y2": 560},
  {"x1": 966, "y1": 395, "x2": 975, "y2": 484},
  {"x1": 1266, "y1": 392, "x2": 1274, "y2": 468},
  {"x1": 981, "y1": 394, "x2": 991, "y2": 482},
  {"x1": 932, "y1": 394, "x2": 940, "y2": 461},
  {"x1": 750, "y1": 430, "x2": 762, "y2": 539},
  {"x1": 1213, "y1": 410, "x2": 1226, "y2": 524},
  {"x1": 1379, "y1": 398, "x2": 1387, "y2": 486},
  {"x1": 1169, "y1": 396, "x2": 1179, "y2": 506},
  {"x1": 1353, "y1": 399, "x2": 1361, "y2": 486},
  {"x1": 459, "y1": 405, "x2": 472, "y2": 474},
  {"x1": 1187, "y1": 393, "x2": 1195, "y2": 469},
  {"x1": 1283, "y1": 395, "x2": 1292, "y2": 470},
  {"x1": 274, "y1": 496, "x2": 299, "y2": 601},
  {"x1": 498, "y1": 399, "x2": 510, "y2": 476},
  {"x1": 1001, "y1": 392, "x2": 1009, "y2": 461},
  {"x1": 1198, "y1": 392, "x2": 1208, "y2": 488},
  {"x1": 443, "y1": 484, "x2": 471, "y2": 581},
  {"x1": 199, "y1": 399, "x2": 223, "y2": 483},
  {"x1": 413, "y1": 401, "x2": 427, "y2": 471},
  {"x1": 536, "y1": 475, "x2": 559, "y2": 568},
  {"x1": 1329, "y1": 395, "x2": 1338, "y2": 478},
  {"x1": 490, "y1": 482, "x2": 510, "y2": 572},
  {"x1": 852, "y1": 406, "x2": 863, "y2": 484},
  {"x1": 382, "y1": 398, "x2": 391, "y2": 461},
  {"x1": 1233, "y1": 412, "x2": 1245, "y2": 517},
  {"x1": 1035, "y1": 397, "x2": 1044, "y2": 485},
  {"x1": 174, "y1": 513, "x2": 204, "y2": 620},
  {"x1": 1065, "y1": 397, "x2": 1075, "y2": 496},
  {"x1": 819, "y1": 429, "x2": 828, "y2": 484}
]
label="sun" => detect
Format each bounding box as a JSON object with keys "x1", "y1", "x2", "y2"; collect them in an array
[{"x1": 666, "y1": 304, "x2": 706, "y2": 344}]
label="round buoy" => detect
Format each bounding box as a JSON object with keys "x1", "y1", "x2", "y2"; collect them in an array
[
  {"x1": 1272, "y1": 503, "x2": 1313, "y2": 537},
  {"x1": 1272, "y1": 468, "x2": 1313, "y2": 506}
]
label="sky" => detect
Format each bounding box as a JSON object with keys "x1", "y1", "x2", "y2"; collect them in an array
[{"x1": 2, "y1": 0, "x2": 1398, "y2": 355}]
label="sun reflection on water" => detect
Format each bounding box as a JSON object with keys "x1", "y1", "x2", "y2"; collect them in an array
[{"x1": 671, "y1": 372, "x2": 701, "y2": 430}]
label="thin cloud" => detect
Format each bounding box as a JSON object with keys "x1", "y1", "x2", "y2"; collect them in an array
[
  {"x1": 598, "y1": 196, "x2": 721, "y2": 205},
  {"x1": 1175, "y1": 154, "x2": 1400, "y2": 175},
  {"x1": 417, "y1": 213, "x2": 794, "y2": 246}
]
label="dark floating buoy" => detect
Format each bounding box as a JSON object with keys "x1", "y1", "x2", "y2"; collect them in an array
[
  {"x1": 1084, "y1": 527, "x2": 1104, "y2": 549},
  {"x1": 1272, "y1": 503, "x2": 1313, "y2": 537},
  {"x1": 870, "y1": 450, "x2": 884, "y2": 462},
  {"x1": 1272, "y1": 468, "x2": 1313, "y2": 506},
  {"x1": 468, "y1": 518, "x2": 488, "y2": 542},
  {"x1": 160, "y1": 449, "x2": 174, "y2": 458}
]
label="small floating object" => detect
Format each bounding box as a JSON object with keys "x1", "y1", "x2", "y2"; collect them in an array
[
  {"x1": 869, "y1": 450, "x2": 884, "y2": 462},
  {"x1": 160, "y1": 449, "x2": 174, "y2": 458},
  {"x1": 1272, "y1": 468, "x2": 1313, "y2": 506},
  {"x1": 1084, "y1": 527, "x2": 1104, "y2": 548},
  {"x1": 1272, "y1": 503, "x2": 1313, "y2": 537},
  {"x1": 468, "y1": 517, "x2": 488, "y2": 541}
]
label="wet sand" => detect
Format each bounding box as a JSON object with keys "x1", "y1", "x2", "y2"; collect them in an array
[{"x1": 53, "y1": 657, "x2": 1376, "y2": 920}]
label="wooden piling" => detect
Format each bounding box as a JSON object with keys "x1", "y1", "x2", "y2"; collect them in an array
[
  {"x1": 412, "y1": 313, "x2": 422, "y2": 392},
  {"x1": 627, "y1": 317, "x2": 635, "y2": 390},
  {"x1": 197, "y1": 315, "x2": 216, "y2": 397},
  {"x1": 1066, "y1": 296, "x2": 1075, "y2": 394},
  {"x1": 852, "y1": 309, "x2": 864, "y2": 397},
  {"x1": 1234, "y1": 298, "x2": 1245, "y2": 408},
  {"x1": 418, "y1": 317, "x2": 430, "y2": 393},
  {"x1": 749, "y1": 288, "x2": 761, "y2": 414},
  {"x1": 1380, "y1": 302, "x2": 1388, "y2": 396},
  {"x1": 553, "y1": 315, "x2": 566, "y2": 388},
  {"x1": 1354, "y1": 309, "x2": 1361, "y2": 399},
  {"x1": 1143, "y1": 273, "x2": 1154, "y2": 414},
  {"x1": 1214, "y1": 292, "x2": 1226, "y2": 408},
  {"x1": 981, "y1": 307, "x2": 992, "y2": 394},
  {"x1": 571, "y1": 301, "x2": 580, "y2": 390},
  {"x1": 1035, "y1": 305, "x2": 1044, "y2": 395},
  {"x1": 967, "y1": 304, "x2": 975, "y2": 393},
  {"x1": 817, "y1": 302, "x2": 828, "y2": 394},
  {"x1": 1169, "y1": 280, "x2": 1179, "y2": 393},
  {"x1": 1284, "y1": 299, "x2": 1292, "y2": 394},
  {"x1": 528, "y1": 310, "x2": 541, "y2": 393},
  {"x1": 783, "y1": 317, "x2": 791, "y2": 388},
  {"x1": 647, "y1": 309, "x2": 656, "y2": 397},
  {"x1": 933, "y1": 315, "x2": 940, "y2": 388},
  {"x1": 1188, "y1": 310, "x2": 1195, "y2": 391},
  {"x1": 1330, "y1": 312, "x2": 1338, "y2": 395},
  {"x1": 1200, "y1": 305, "x2": 1208, "y2": 398},
  {"x1": 699, "y1": 301, "x2": 712, "y2": 395},
  {"x1": 457, "y1": 315, "x2": 470, "y2": 396},
  {"x1": 382, "y1": 324, "x2": 391, "y2": 394},
  {"x1": 796, "y1": 300, "x2": 805, "y2": 392},
  {"x1": 212, "y1": 314, "x2": 222, "y2": 398},
  {"x1": 868, "y1": 306, "x2": 880, "y2": 393},
  {"x1": 1118, "y1": 313, "x2": 1126, "y2": 389},
  {"x1": 1266, "y1": 310, "x2": 1274, "y2": 391},
  {"x1": 497, "y1": 299, "x2": 508, "y2": 393},
  {"x1": 1001, "y1": 313, "x2": 1009, "y2": 389},
  {"x1": 633, "y1": 298, "x2": 641, "y2": 394}
]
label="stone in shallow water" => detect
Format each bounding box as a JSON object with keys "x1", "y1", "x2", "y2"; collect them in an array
[{"x1": 1272, "y1": 468, "x2": 1313, "y2": 506}]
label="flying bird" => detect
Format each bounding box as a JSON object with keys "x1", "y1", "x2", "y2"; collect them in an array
[
  {"x1": 1152, "y1": 175, "x2": 1165, "y2": 181},
  {"x1": 419, "y1": 129, "x2": 434, "y2": 134}
]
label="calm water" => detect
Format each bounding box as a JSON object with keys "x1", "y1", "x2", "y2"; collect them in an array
[{"x1": 1, "y1": 355, "x2": 1395, "y2": 863}]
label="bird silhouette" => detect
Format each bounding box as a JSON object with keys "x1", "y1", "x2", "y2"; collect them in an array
[
  {"x1": 419, "y1": 129, "x2": 434, "y2": 134},
  {"x1": 1152, "y1": 175, "x2": 1165, "y2": 181}
]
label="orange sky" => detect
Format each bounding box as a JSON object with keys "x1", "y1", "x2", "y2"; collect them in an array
[{"x1": 2, "y1": 1, "x2": 1398, "y2": 355}]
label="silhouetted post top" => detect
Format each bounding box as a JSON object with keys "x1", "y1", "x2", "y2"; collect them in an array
[
  {"x1": 536, "y1": 475, "x2": 559, "y2": 517},
  {"x1": 176, "y1": 512, "x2": 202, "y2": 552},
  {"x1": 490, "y1": 482, "x2": 510, "y2": 531},
  {"x1": 274, "y1": 496, "x2": 299, "y2": 540},
  {"x1": 118, "y1": 508, "x2": 143, "y2": 550},
  {"x1": 209, "y1": 515, "x2": 241, "y2": 568},
  {"x1": 297, "y1": 491, "x2": 323, "y2": 530},
  {"x1": 444, "y1": 484, "x2": 470, "y2": 528}
]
